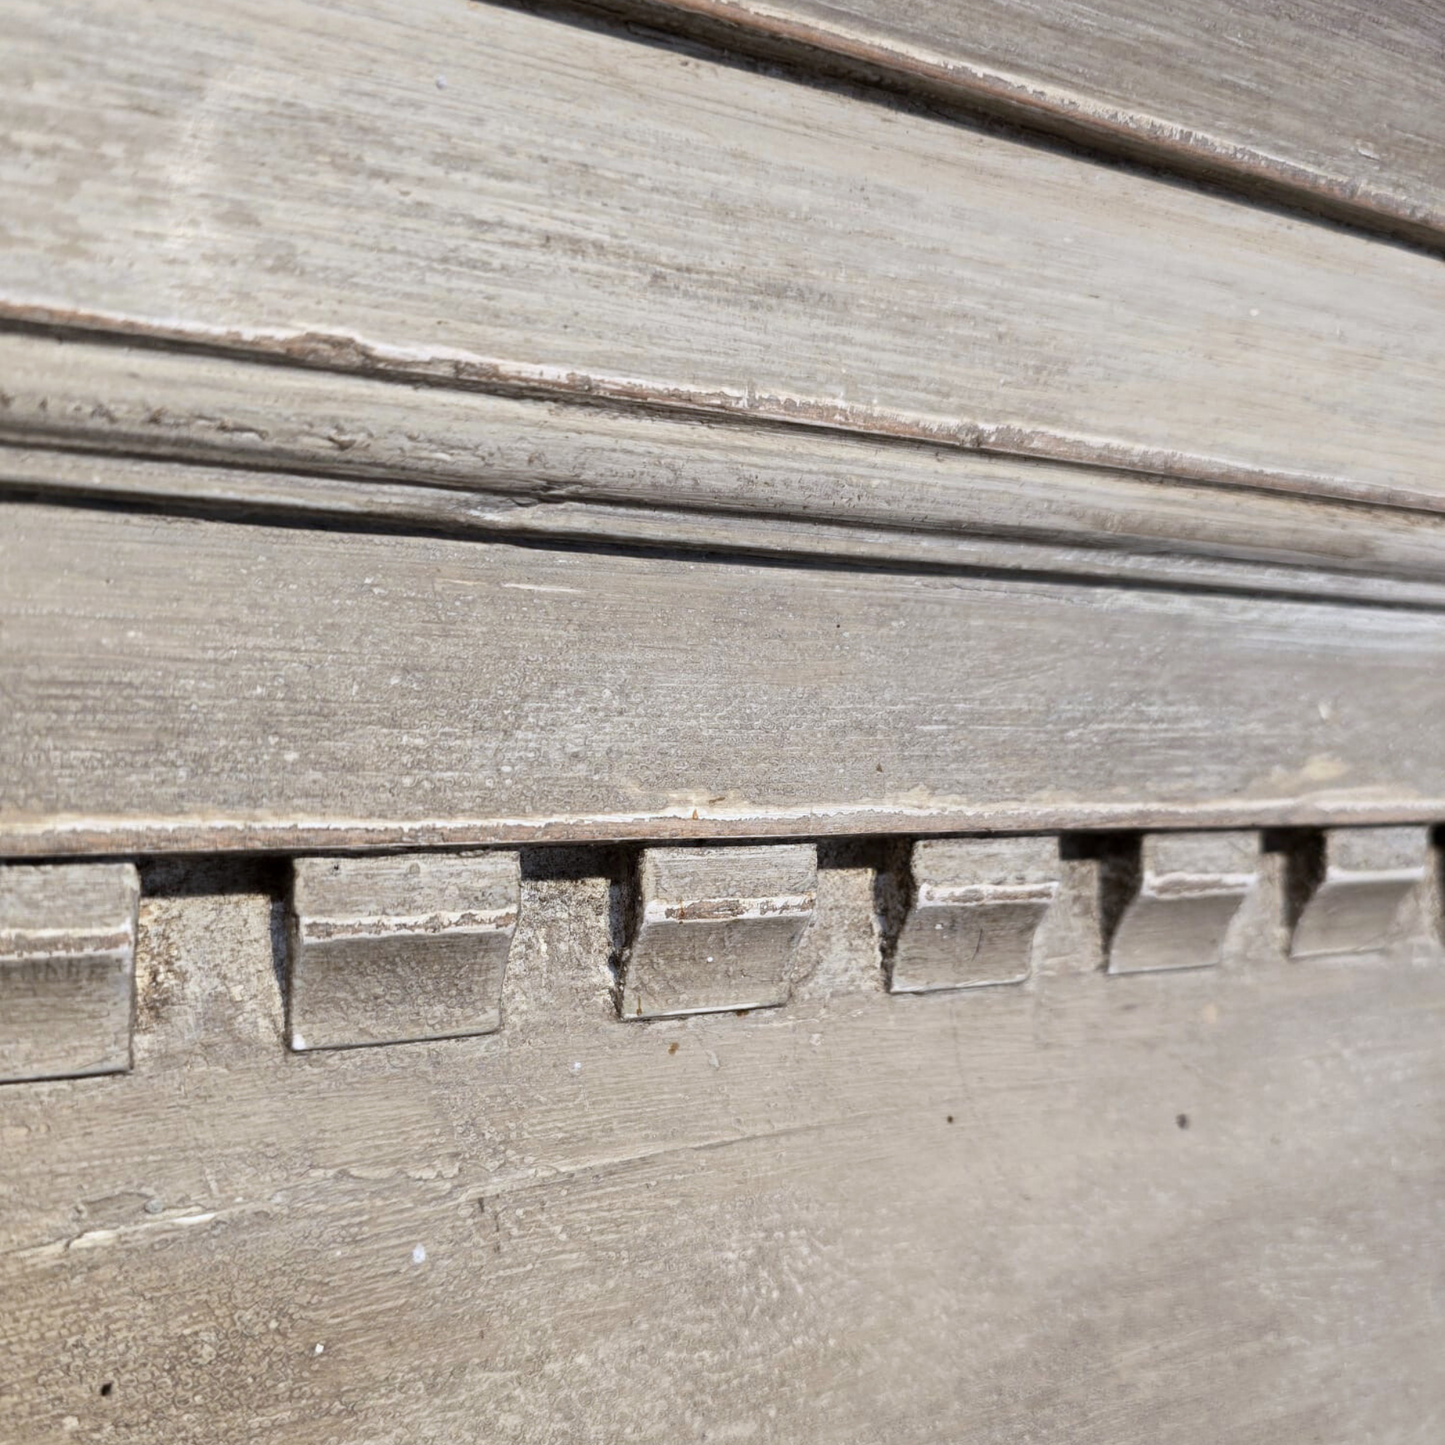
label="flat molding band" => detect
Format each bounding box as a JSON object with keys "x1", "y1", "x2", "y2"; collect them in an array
[{"x1": 5, "y1": 500, "x2": 1445, "y2": 857}]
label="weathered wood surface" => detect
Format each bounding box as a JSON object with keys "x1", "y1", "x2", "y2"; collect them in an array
[
  {"x1": 888, "y1": 835, "x2": 1059, "y2": 992},
  {"x1": 4, "y1": 2, "x2": 1445, "y2": 510},
  {"x1": 288, "y1": 852, "x2": 521, "y2": 1051},
  {"x1": 1, "y1": 857, "x2": 1440, "y2": 1443},
  {"x1": 6, "y1": 500, "x2": 1445, "y2": 855},
  {"x1": 1291, "y1": 825, "x2": 1433, "y2": 961},
  {"x1": 599, "y1": 0, "x2": 1445, "y2": 248},
  {"x1": 620, "y1": 844, "x2": 818, "y2": 1018},
  {"x1": 11, "y1": 336, "x2": 1445, "y2": 609},
  {"x1": 1108, "y1": 831, "x2": 1258, "y2": 975},
  {"x1": 0, "y1": 864, "x2": 140, "y2": 1085}
]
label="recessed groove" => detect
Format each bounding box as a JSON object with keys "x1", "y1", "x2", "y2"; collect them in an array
[
  {"x1": 7, "y1": 331, "x2": 1445, "y2": 610},
  {"x1": 10, "y1": 478, "x2": 1445, "y2": 615}
]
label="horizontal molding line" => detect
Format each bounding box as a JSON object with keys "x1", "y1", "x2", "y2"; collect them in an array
[
  {"x1": 11, "y1": 453, "x2": 1445, "y2": 615},
  {"x1": 2, "y1": 306, "x2": 1434, "y2": 516},
  {"x1": 5, "y1": 334, "x2": 1445, "y2": 609},
  {"x1": 6, "y1": 800, "x2": 1445, "y2": 861},
  {"x1": 566, "y1": 0, "x2": 1445, "y2": 255},
  {"x1": 8, "y1": 1, "x2": 1443, "y2": 520}
]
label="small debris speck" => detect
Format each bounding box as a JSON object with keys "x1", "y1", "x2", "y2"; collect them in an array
[
  {"x1": 1177, "y1": 1113, "x2": 1190, "y2": 1130},
  {"x1": 436, "y1": 75, "x2": 447, "y2": 90},
  {"x1": 412, "y1": 1244, "x2": 427, "y2": 1265}
]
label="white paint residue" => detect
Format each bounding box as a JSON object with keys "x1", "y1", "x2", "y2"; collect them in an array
[
  {"x1": 313, "y1": 1343, "x2": 325, "y2": 1356},
  {"x1": 412, "y1": 1244, "x2": 427, "y2": 1265},
  {"x1": 500, "y1": 582, "x2": 583, "y2": 595}
]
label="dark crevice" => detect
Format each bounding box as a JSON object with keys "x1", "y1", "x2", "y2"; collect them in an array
[
  {"x1": 1062, "y1": 832, "x2": 1142, "y2": 952},
  {"x1": 869, "y1": 837, "x2": 915, "y2": 991},
  {"x1": 1264, "y1": 828, "x2": 1326, "y2": 933}
]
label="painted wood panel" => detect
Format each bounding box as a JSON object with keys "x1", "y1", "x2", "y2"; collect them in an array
[
  {"x1": 2, "y1": 1, "x2": 1444, "y2": 509},
  {"x1": 3, "y1": 499, "x2": 1445, "y2": 856}
]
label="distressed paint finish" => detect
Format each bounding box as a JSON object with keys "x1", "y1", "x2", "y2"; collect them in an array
[
  {"x1": 619, "y1": 844, "x2": 818, "y2": 1018},
  {"x1": 5, "y1": 502, "x2": 1445, "y2": 855},
  {"x1": 1108, "y1": 831, "x2": 1259, "y2": 974},
  {"x1": 1291, "y1": 826, "x2": 1433, "y2": 959},
  {"x1": 591, "y1": 0, "x2": 1445, "y2": 248},
  {"x1": 0, "y1": 863, "x2": 140, "y2": 1084},
  {"x1": 287, "y1": 852, "x2": 522, "y2": 1050},
  {"x1": 3, "y1": 2, "x2": 1445, "y2": 510},
  {"x1": 3, "y1": 3, "x2": 1444, "y2": 1438},
  {"x1": 0, "y1": 860, "x2": 1441, "y2": 1443},
  {"x1": 888, "y1": 835, "x2": 1059, "y2": 992}
]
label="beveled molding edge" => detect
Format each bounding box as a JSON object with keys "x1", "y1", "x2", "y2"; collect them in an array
[
  {"x1": 6, "y1": 331, "x2": 1445, "y2": 610},
  {"x1": 10, "y1": 798, "x2": 1445, "y2": 863},
  {"x1": 2, "y1": 825, "x2": 1437, "y2": 1083}
]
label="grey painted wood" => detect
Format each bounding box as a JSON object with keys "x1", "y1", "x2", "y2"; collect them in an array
[
  {"x1": 1108, "y1": 831, "x2": 1258, "y2": 974},
  {"x1": 4, "y1": 2, "x2": 1445, "y2": 510},
  {"x1": 888, "y1": 836, "x2": 1058, "y2": 992},
  {"x1": 7, "y1": 501, "x2": 1445, "y2": 856},
  {"x1": 1291, "y1": 825, "x2": 1432, "y2": 959},
  {"x1": 0, "y1": 863, "x2": 139, "y2": 1085},
  {"x1": 10, "y1": 336, "x2": 1445, "y2": 608},
  {"x1": 288, "y1": 852, "x2": 521, "y2": 1051},
  {"x1": 604, "y1": 0, "x2": 1445, "y2": 248},
  {"x1": 1, "y1": 861, "x2": 1441, "y2": 1442},
  {"x1": 620, "y1": 844, "x2": 818, "y2": 1018}
]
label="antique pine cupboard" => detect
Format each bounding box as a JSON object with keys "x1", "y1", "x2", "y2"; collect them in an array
[{"x1": 1, "y1": 2, "x2": 1443, "y2": 1441}]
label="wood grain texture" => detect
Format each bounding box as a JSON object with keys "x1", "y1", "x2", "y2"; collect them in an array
[
  {"x1": 589, "y1": 0, "x2": 1445, "y2": 248},
  {"x1": 0, "y1": 864, "x2": 140, "y2": 1085},
  {"x1": 3, "y1": 2, "x2": 1445, "y2": 509},
  {"x1": 10, "y1": 335, "x2": 1445, "y2": 609},
  {"x1": 620, "y1": 844, "x2": 818, "y2": 1018},
  {"x1": 1290, "y1": 825, "x2": 1433, "y2": 960},
  {"x1": 1, "y1": 858, "x2": 1440, "y2": 1443},
  {"x1": 7, "y1": 500, "x2": 1445, "y2": 855},
  {"x1": 288, "y1": 852, "x2": 521, "y2": 1050},
  {"x1": 888, "y1": 835, "x2": 1059, "y2": 992},
  {"x1": 1107, "y1": 830, "x2": 1258, "y2": 975}
]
